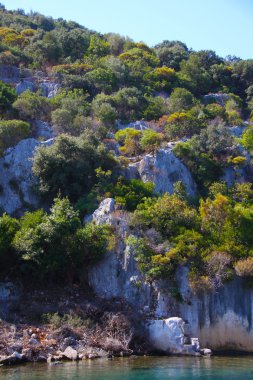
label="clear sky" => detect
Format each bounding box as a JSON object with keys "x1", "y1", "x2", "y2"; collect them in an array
[{"x1": 3, "y1": 0, "x2": 253, "y2": 59}]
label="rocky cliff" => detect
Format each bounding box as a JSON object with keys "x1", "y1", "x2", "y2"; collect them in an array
[
  {"x1": 88, "y1": 198, "x2": 253, "y2": 353},
  {"x1": 0, "y1": 138, "x2": 53, "y2": 215}
]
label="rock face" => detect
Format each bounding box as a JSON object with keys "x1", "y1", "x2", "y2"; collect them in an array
[
  {"x1": 0, "y1": 138, "x2": 53, "y2": 215},
  {"x1": 221, "y1": 143, "x2": 252, "y2": 187},
  {"x1": 39, "y1": 80, "x2": 60, "y2": 98},
  {"x1": 34, "y1": 120, "x2": 55, "y2": 140},
  {"x1": 152, "y1": 266, "x2": 253, "y2": 352},
  {"x1": 88, "y1": 199, "x2": 152, "y2": 309},
  {"x1": 203, "y1": 93, "x2": 230, "y2": 106},
  {"x1": 131, "y1": 147, "x2": 197, "y2": 197},
  {"x1": 0, "y1": 65, "x2": 59, "y2": 98},
  {"x1": 15, "y1": 80, "x2": 34, "y2": 95},
  {"x1": 147, "y1": 317, "x2": 201, "y2": 355},
  {"x1": 88, "y1": 199, "x2": 253, "y2": 352},
  {"x1": 0, "y1": 65, "x2": 31, "y2": 84},
  {"x1": 116, "y1": 120, "x2": 148, "y2": 131},
  {"x1": 0, "y1": 282, "x2": 20, "y2": 319}
]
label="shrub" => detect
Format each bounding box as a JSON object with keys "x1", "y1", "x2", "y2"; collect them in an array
[
  {"x1": 241, "y1": 126, "x2": 253, "y2": 152},
  {"x1": 109, "y1": 178, "x2": 155, "y2": 211},
  {"x1": 32, "y1": 132, "x2": 116, "y2": 201},
  {"x1": 14, "y1": 197, "x2": 110, "y2": 281},
  {"x1": 0, "y1": 213, "x2": 19, "y2": 273},
  {"x1": 235, "y1": 257, "x2": 253, "y2": 277},
  {"x1": 0, "y1": 120, "x2": 30, "y2": 155},
  {"x1": 13, "y1": 90, "x2": 52, "y2": 121},
  {"x1": 168, "y1": 88, "x2": 196, "y2": 113},
  {"x1": 0, "y1": 80, "x2": 17, "y2": 111},
  {"x1": 115, "y1": 128, "x2": 142, "y2": 156},
  {"x1": 140, "y1": 129, "x2": 163, "y2": 152},
  {"x1": 165, "y1": 111, "x2": 201, "y2": 139}
]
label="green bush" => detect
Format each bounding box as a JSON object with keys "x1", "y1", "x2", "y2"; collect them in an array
[
  {"x1": 235, "y1": 257, "x2": 253, "y2": 278},
  {"x1": 32, "y1": 132, "x2": 116, "y2": 201},
  {"x1": 110, "y1": 178, "x2": 155, "y2": 211},
  {"x1": 0, "y1": 119, "x2": 30, "y2": 155},
  {"x1": 0, "y1": 80, "x2": 17, "y2": 111},
  {"x1": 140, "y1": 129, "x2": 163, "y2": 152},
  {"x1": 13, "y1": 90, "x2": 52, "y2": 121},
  {"x1": 14, "y1": 197, "x2": 110, "y2": 281},
  {"x1": 0, "y1": 213, "x2": 19, "y2": 273}
]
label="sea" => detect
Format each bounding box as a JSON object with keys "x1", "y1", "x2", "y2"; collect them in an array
[{"x1": 1, "y1": 356, "x2": 253, "y2": 379}]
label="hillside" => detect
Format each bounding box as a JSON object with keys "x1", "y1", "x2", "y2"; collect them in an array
[{"x1": 1, "y1": 3, "x2": 253, "y2": 363}]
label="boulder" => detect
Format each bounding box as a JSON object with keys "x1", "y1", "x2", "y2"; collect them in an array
[
  {"x1": 0, "y1": 352, "x2": 26, "y2": 365},
  {"x1": 147, "y1": 317, "x2": 203, "y2": 355},
  {"x1": 147, "y1": 317, "x2": 186, "y2": 353},
  {"x1": 132, "y1": 147, "x2": 197, "y2": 197},
  {"x1": 62, "y1": 346, "x2": 78, "y2": 360}
]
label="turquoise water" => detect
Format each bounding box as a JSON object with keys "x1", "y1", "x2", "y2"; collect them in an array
[{"x1": 1, "y1": 356, "x2": 253, "y2": 379}]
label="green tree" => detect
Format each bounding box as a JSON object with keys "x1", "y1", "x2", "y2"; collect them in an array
[
  {"x1": 0, "y1": 213, "x2": 19, "y2": 273},
  {"x1": 110, "y1": 178, "x2": 155, "y2": 211},
  {"x1": 32, "y1": 132, "x2": 116, "y2": 201},
  {"x1": 0, "y1": 80, "x2": 17, "y2": 111},
  {"x1": 87, "y1": 35, "x2": 110, "y2": 57},
  {"x1": 168, "y1": 88, "x2": 196, "y2": 114},
  {"x1": 14, "y1": 197, "x2": 109, "y2": 281}
]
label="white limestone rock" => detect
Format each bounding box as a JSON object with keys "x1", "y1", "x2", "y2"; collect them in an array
[
  {"x1": 147, "y1": 317, "x2": 201, "y2": 355},
  {"x1": 34, "y1": 120, "x2": 55, "y2": 140},
  {"x1": 90, "y1": 198, "x2": 116, "y2": 225},
  {"x1": 132, "y1": 147, "x2": 197, "y2": 197},
  {"x1": 39, "y1": 81, "x2": 60, "y2": 98},
  {"x1": 62, "y1": 346, "x2": 78, "y2": 360},
  {"x1": 116, "y1": 120, "x2": 148, "y2": 131},
  {"x1": 147, "y1": 317, "x2": 185, "y2": 353},
  {"x1": 15, "y1": 80, "x2": 34, "y2": 95},
  {"x1": 0, "y1": 138, "x2": 54, "y2": 215}
]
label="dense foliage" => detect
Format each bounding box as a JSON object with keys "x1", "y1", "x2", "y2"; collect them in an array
[
  {"x1": 0, "y1": 4, "x2": 253, "y2": 291},
  {"x1": 0, "y1": 197, "x2": 110, "y2": 282}
]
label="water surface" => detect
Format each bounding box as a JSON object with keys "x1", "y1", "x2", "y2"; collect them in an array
[{"x1": 1, "y1": 356, "x2": 253, "y2": 380}]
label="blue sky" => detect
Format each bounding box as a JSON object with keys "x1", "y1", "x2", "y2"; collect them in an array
[{"x1": 3, "y1": 0, "x2": 253, "y2": 59}]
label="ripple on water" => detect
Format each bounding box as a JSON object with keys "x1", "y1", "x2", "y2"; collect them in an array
[{"x1": 1, "y1": 356, "x2": 253, "y2": 380}]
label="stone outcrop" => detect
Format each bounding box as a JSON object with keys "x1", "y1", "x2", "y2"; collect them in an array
[
  {"x1": 39, "y1": 80, "x2": 60, "y2": 98},
  {"x1": 0, "y1": 138, "x2": 53, "y2": 215},
  {"x1": 147, "y1": 317, "x2": 203, "y2": 355},
  {"x1": 0, "y1": 65, "x2": 31, "y2": 84},
  {"x1": 34, "y1": 120, "x2": 55, "y2": 140},
  {"x1": 116, "y1": 120, "x2": 149, "y2": 131},
  {"x1": 88, "y1": 199, "x2": 253, "y2": 353},
  {"x1": 15, "y1": 80, "x2": 34, "y2": 95},
  {"x1": 130, "y1": 147, "x2": 197, "y2": 197},
  {"x1": 203, "y1": 93, "x2": 230, "y2": 106},
  {"x1": 88, "y1": 199, "x2": 152, "y2": 309},
  {"x1": 0, "y1": 65, "x2": 59, "y2": 98}
]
